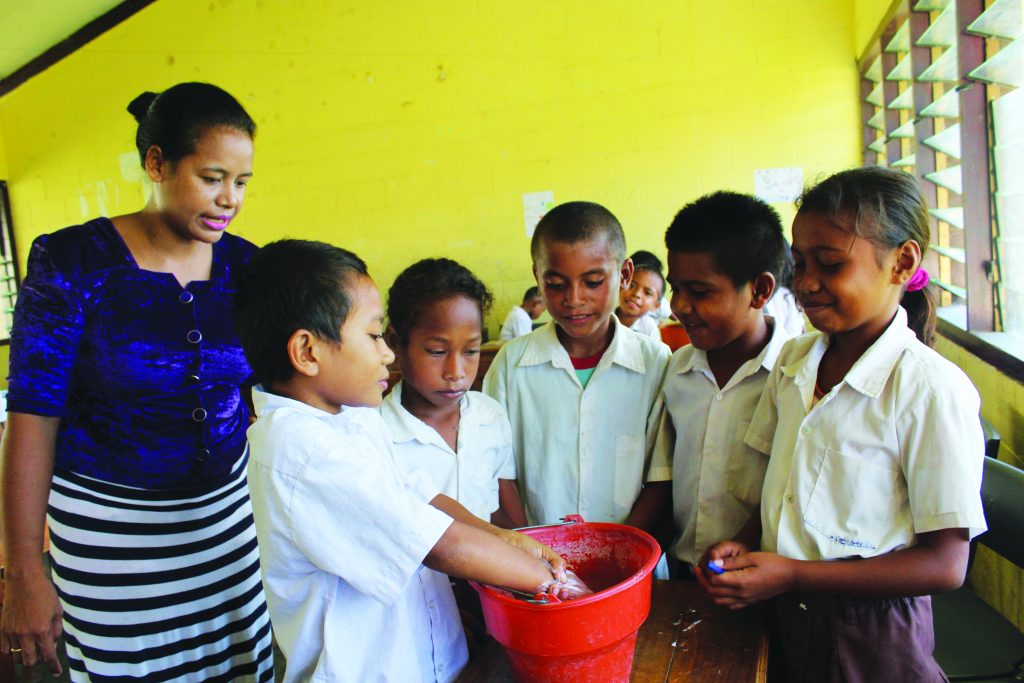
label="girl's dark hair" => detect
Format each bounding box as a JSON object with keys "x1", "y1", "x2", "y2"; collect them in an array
[
  {"x1": 128, "y1": 82, "x2": 256, "y2": 166},
  {"x1": 797, "y1": 167, "x2": 935, "y2": 346},
  {"x1": 234, "y1": 240, "x2": 368, "y2": 386},
  {"x1": 387, "y1": 258, "x2": 493, "y2": 345}
]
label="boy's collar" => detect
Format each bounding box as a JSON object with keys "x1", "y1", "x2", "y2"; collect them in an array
[
  {"x1": 518, "y1": 317, "x2": 646, "y2": 374},
  {"x1": 251, "y1": 383, "x2": 345, "y2": 418}
]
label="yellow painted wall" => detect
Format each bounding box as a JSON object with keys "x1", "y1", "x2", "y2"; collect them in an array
[
  {"x1": 0, "y1": 0, "x2": 861, "y2": 344},
  {"x1": 854, "y1": 0, "x2": 898, "y2": 57}
]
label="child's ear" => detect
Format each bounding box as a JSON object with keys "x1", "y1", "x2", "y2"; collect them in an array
[
  {"x1": 892, "y1": 240, "x2": 923, "y2": 285},
  {"x1": 750, "y1": 272, "x2": 776, "y2": 310},
  {"x1": 286, "y1": 329, "x2": 320, "y2": 378},
  {"x1": 620, "y1": 257, "x2": 635, "y2": 290}
]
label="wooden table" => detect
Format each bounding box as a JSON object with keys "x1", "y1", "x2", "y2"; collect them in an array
[{"x1": 458, "y1": 580, "x2": 767, "y2": 682}]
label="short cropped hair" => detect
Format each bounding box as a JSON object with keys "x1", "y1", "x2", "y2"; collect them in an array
[
  {"x1": 665, "y1": 191, "x2": 786, "y2": 288},
  {"x1": 531, "y1": 201, "x2": 626, "y2": 264},
  {"x1": 634, "y1": 262, "x2": 666, "y2": 299},
  {"x1": 234, "y1": 239, "x2": 368, "y2": 386},
  {"x1": 523, "y1": 286, "x2": 540, "y2": 301},
  {"x1": 386, "y1": 258, "x2": 493, "y2": 346},
  {"x1": 629, "y1": 250, "x2": 663, "y2": 271}
]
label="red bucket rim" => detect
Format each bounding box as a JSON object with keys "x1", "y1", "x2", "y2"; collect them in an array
[{"x1": 470, "y1": 521, "x2": 661, "y2": 610}]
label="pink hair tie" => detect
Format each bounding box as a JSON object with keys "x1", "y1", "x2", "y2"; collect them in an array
[{"x1": 907, "y1": 268, "x2": 930, "y2": 292}]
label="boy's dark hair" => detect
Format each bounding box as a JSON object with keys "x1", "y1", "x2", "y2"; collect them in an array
[
  {"x1": 128, "y1": 82, "x2": 256, "y2": 166},
  {"x1": 797, "y1": 166, "x2": 935, "y2": 346},
  {"x1": 234, "y1": 239, "x2": 368, "y2": 386},
  {"x1": 633, "y1": 262, "x2": 666, "y2": 299},
  {"x1": 387, "y1": 258, "x2": 493, "y2": 345},
  {"x1": 522, "y1": 286, "x2": 540, "y2": 302},
  {"x1": 629, "y1": 250, "x2": 663, "y2": 271},
  {"x1": 665, "y1": 191, "x2": 786, "y2": 288},
  {"x1": 531, "y1": 201, "x2": 626, "y2": 264}
]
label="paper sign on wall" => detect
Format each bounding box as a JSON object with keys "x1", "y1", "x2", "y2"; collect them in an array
[
  {"x1": 754, "y1": 167, "x2": 804, "y2": 203},
  {"x1": 523, "y1": 190, "x2": 555, "y2": 237}
]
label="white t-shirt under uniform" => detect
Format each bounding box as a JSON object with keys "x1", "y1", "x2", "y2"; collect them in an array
[
  {"x1": 747, "y1": 307, "x2": 987, "y2": 562},
  {"x1": 499, "y1": 306, "x2": 533, "y2": 340},
  {"x1": 381, "y1": 382, "x2": 517, "y2": 520},
  {"x1": 658, "y1": 317, "x2": 793, "y2": 565},
  {"x1": 247, "y1": 388, "x2": 468, "y2": 683},
  {"x1": 483, "y1": 318, "x2": 671, "y2": 525}
]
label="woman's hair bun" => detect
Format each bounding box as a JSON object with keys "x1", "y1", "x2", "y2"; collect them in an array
[{"x1": 126, "y1": 92, "x2": 158, "y2": 122}]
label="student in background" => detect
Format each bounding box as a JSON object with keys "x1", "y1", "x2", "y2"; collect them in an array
[
  {"x1": 654, "y1": 191, "x2": 794, "y2": 577},
  {"x1": 698, "y1": 168, "x2": 986, "y2": 682},
  {"x1": 764, "y1": 239, "x2": 806, "y2": 337},
  {"x1": 499, "y1": 286, "x2": 545, "y2": 340},
  {"x1": 484, "y1": 202, "x2": 671, "y2": 530},
  {"x1": 382, "y1": 257, "x2": 527, "y2": 529},
  {"x1": 235, "y1": 240, "x2": 580, "y2": 683},
  {"x1": 631, "y1": 249, "x2": 674, "y2": 324},
  {"x1": 615, "y1": 262, "x2": 667, "y2": 341}
]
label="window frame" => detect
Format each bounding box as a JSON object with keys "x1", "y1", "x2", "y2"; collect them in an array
[{"x1": 858, "y1": 0, "x2": 1024, "y2": 379}]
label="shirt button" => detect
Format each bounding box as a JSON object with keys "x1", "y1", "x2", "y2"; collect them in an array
[
  {"x1": 800, "y1": 426, "x2": 810, "y2": 436},
  {"x1": 179, "y1": 291, "x2": 194, "y2": 304},
  {"x1": 192, "y1": 408, "x2": 208, "y2": 422},
  {"x1": 187, "y1": 330, "x2": 203, "y2": 344},
  {"x1": 197, "y1": 448, "x2": 211, "y2": 462},
  {"x1": 187, "y1": 374, "x2": 200, "y2": 384},
  {"x1": 715, "y1": 393, "x2": 723, "y2": 401},
  {"x1": 786, "y1": 495, "x2": 794, "y2": 503}
]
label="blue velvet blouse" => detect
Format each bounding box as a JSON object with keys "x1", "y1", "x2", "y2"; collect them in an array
[{"x1": 7, "y1": 218, "x2": 256, "y2": 489}]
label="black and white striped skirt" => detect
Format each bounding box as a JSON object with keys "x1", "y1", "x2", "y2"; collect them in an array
[{"x1": 47, "y1": 453, "x2": 275, "y2": 682}]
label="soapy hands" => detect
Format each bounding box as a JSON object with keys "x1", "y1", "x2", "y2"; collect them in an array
[{"x1": 537, "y1": 565, "x2": 594, "y2": 600}]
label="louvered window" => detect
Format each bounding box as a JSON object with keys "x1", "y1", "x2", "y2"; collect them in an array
[{"x1": 859, "y1": 0, "x2": 1023, "y2": 341}]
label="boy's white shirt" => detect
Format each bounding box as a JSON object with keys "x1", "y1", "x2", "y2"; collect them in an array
[
  {"x1": 381, "y1": 383, "x2": 517, "y2": 520},
  {"x1": 629, "y1": 314, "x2": 664, "y2": 341},
  {"x1": 764, "y1": 287, "x2": 806, "y2": 338},
  {"x1": 246, "y1": 388, "x2": 468, "y2": 683},
  {"x1": 748, "y1": 306, "x2": 987, "y2": 561},
  {"x1": 659, "y1": 316, "x2": 793, "y2": 565},
  {"x1": 483, "y1": 317, "x2": 671, "y2": 525},
  {"x1": 499, "y1": 305, "x2": 533, "y2": 340}
]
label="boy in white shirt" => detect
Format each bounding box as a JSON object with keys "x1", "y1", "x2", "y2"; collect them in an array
[
  {"x1": 484, "y1": 202, "x2": 671, "y2": 529},
  {"x1": 654, "y1": 191, "x2": 795, "y2": 576},
  {"x1": 499, "y1": 286, "x2": 544, "y2": 340},
  {"x1": 233, "y1": 240, "x2": 570, "y2": 683}
]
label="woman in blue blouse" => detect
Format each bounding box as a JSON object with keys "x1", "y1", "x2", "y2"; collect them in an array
[{"x1": 1, "y1": 83, "x2": 273, "y2": 681}]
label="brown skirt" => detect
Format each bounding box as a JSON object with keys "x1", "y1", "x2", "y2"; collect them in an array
[{"x1": 768, "y1": 592, "x2": 948, "y2": 683}]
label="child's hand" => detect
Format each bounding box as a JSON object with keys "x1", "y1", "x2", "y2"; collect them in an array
[
  {"x1": 496, "y1": 529, "x2": 567, "y2": 580},
  {"x1": 698, "y1": 539, "x2": 751, "y2": 567},
  {"x1": 537, "y1": 568, "x2": 593, "y2": 600},
  {"x1": 695, "y1": 551, "x2": 797, "y2": 609}
]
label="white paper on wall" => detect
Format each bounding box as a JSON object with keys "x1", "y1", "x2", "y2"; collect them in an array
[
  {"x1": 523, "y1": 190, "x2": 555, "y2": 237},
  {"x1": 754, "y1": 167, "x2": 804, "y2": 203}
]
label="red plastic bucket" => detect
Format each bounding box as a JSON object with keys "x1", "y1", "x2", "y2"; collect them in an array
[{"x1": 471, "y1": 516, "x2": 660, "y2": 682}]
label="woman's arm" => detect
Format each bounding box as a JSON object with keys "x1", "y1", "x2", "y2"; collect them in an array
[
  {"x1": 698, "y1": 528, "x2": 969, "y2": 610},
  {"x1": 0, "y1": 413, "x2": 64, "y2": 675}
]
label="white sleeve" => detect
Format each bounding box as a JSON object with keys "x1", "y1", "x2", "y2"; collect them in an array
[
  {"x1": 745, "y1": 361, "x2": 782, "y2": 456},
  {"x1": 899, "y1": 371, "x2": 987, "y2": 539},
  {"x1": 286, "y1": 430, "x2": 453, "y2": 606}
]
